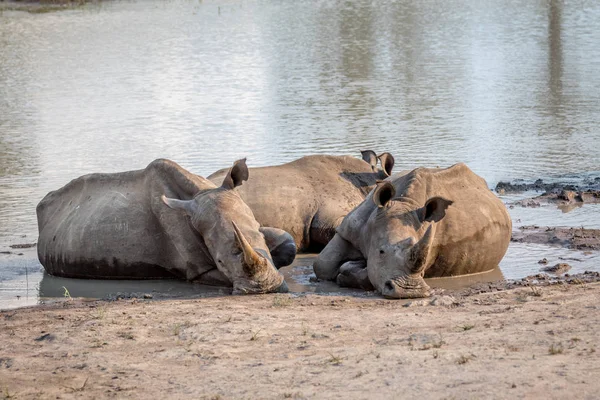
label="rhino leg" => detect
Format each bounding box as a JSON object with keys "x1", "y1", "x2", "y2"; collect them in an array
[
  {"x1": 196, "y1": 268, "x2": 232, "y2": 287},
  {"x1": 309, "y1": 207, "x2": 347, "y2": 249},
  {"x1": 313, "y1": 233, "x2": 363, "y2": 280},
  {"x1": 260, "y1": 227, "x2": 297, "y2": 268},
  {"x1": 336, "y1": 260, "x2": 374, "y2": 290}
]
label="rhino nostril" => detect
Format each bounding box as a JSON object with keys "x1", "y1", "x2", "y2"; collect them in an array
[{"x1": 384, "y1": 281, "x2": 395, "y2": 291}]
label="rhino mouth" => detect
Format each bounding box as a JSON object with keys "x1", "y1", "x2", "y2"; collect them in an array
[
  {"x1": 381, "y1": 274, "x2": 431, "y2": 299},
  {"x1": 232, "y1": 274, "x2": 287, "y2": 295}
]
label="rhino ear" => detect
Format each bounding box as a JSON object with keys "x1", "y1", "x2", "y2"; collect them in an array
[
  {"x1": 377, "y1": 153, "x2": 395, "y2": 177},
  {"x1": 222, "y1": 158, "x2": 249, "y2": 190},
  {"x1": 418, "y1": 197, "x2": 453, "y2": 223},
  {"x1": 161, "y1": 195, "x2": 198, "y2": 215},
  {"x1": 360, "y1": 150, "x2": 377, "y2": 171},
  {"x1": 373, "y1": 181, "x2": 396, "y2": 208}
]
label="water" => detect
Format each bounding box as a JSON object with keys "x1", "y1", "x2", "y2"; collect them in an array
[{"x1": 1, "y1": 0, "x2": 599, "y2": 309}]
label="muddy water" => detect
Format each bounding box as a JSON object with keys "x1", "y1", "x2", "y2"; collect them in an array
[{"x1": 1, "y1": 0, "x2": 600, "y2": 309}]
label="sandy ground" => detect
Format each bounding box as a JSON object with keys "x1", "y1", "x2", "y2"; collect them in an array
[{"x1": 1, "y1": 282, "x2": 599, "y2": 399}]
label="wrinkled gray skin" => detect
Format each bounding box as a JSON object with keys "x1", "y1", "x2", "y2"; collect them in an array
[
  {"x1": 314, "y1": 163, "x2": 512, "y2": 299},
  {"x1": 208, "y1": 151, "x2": 395, "y2": 251},
  {"x1": 37, "y1": 159, "x2": 293, "y2": 294}
]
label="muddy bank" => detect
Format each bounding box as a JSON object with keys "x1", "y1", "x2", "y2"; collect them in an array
[
  {"x1": 507, "y1": 190, "x2": 600, "y2": 211},
  {"x1": 0, "y1": 0, "x2": 97, "y2": 13},
  {"x1": 1, "y1": 281, "x2": 599, "y2": 399},
  {"x1": 496, "y1": 176, "x2": 600, "y2": 194},
  {"x1": 512, "y1": 225, "x2": 600, "y2": 251},
  {"x1": 498, "y1": 177, "x2": 600, "y2": 214}
]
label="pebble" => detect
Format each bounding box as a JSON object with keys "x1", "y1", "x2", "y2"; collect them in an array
[{"x1": 541, "y1": 263, "x2": 572, "y2": 274}]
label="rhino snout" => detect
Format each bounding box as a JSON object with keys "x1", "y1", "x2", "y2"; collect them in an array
[
  {"x1": 276, "y1": 280, "x2": 289, "y2": 293},
  {"x1": 381, "y1": 276, "x2": 431, "y2": 299}
]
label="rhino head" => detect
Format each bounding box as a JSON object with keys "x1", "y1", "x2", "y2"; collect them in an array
[
  {"x1": 314, "y1": 179, "x2": 453, "y2": 299},
  {"x1": 162, "y1": 159, "x2": 288, "y2": 294},
  {"x1": 365, "y1": 182, "x2": 453, "y2": 298}
]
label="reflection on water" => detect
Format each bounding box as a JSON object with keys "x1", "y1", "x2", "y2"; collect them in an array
[{"x1": 1, "y1": 0, "x2": 600, "y2": 308}]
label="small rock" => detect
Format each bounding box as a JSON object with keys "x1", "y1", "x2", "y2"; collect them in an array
[
  {"x1": 34, "y1": 333, "x2": 56, "y2": 342},
  {"x1": 403, "y1": 299, "x2": 429, "y2": 307},
  {"x1": 430, "y1": 295, "x2": 459, "y2": 307},
  {"x1": 0, "y1": 357, "x2": 13, "y2": 369},
  {"x1": 558, "y1": 190, "x2": 576, "y2": 202},
  {"x1": 541, "y1": 263, "x2": 572, "y2": 274},
  {"x1": 143, "y1": 293, "x2": 153, "y2": 299},
  {"x1": 538, "y1": 258, "x2": 549, "y2": 264},
  {"x1": 9, "y1": 243, "x2": 36, "y2": 249}
]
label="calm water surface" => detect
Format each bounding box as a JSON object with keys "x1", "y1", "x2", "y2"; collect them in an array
[{"x1": 1, "y1": 0, "x2": 599, "y2": 308}]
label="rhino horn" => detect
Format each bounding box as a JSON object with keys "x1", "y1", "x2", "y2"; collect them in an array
[
  {"x1": 408, "y1": 224, "x2": 435, "y2": 274},
  {"x1": 232, "y1": 221, "x2": 265, "y2": 274}
]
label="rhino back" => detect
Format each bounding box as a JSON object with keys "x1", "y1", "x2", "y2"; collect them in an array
[
  {"x1": 37, "y1": 159, "x2": 215, "y2": 279},
  {"x1": 395, "y1": 163, "x2": 511, "y2": 277},
  {"x1": 208, "y1": 155, "x2": 375, "y2": 249}
]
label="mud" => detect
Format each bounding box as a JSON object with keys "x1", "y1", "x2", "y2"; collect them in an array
[
  {"x1": 498, "y1": 175, "x2": 600, "y2": 215},
  {"x1": 512, "y1": 225, "x2": 600, "y2": 251},
  {"x1": 0, "y1": 0, "x2": 96, "y2": 14},
  {"x1": 541, "y1": 263, "x2": 572, "y2": 274},
  {"x1": 1, "y1": 281, "x2": 600, "y2": 399},
  {"x1": 8, "y1": 243, "x2": 36, "y2": 249},
  {"x1": 447, "y1": 270, "x2": 600, "y2": 298},
  {"x1": 496, "y1": 176, "x2": 600, "y2": 194}
]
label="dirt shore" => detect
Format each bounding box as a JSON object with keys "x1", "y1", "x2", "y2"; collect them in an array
[
  {"x1": 1, "y1": 281, "x2": 599, "y2": 399},
  {"x1": 0, "y1": 0, "x2": 96, "y2": 13},
  {"x1": 512, "y1": 226, "x2": 600, "y2": 251}
]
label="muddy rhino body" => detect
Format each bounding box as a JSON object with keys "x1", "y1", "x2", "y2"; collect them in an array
[
  {"x1": 208, "y1": 152, "x2": 394, "y2": 251},
  {"x1": 36, "y1": 159, "x2": 291, "y2": 294},
  {"x1": 314, "y1": 163, "x2": 512, "y2": 298}
]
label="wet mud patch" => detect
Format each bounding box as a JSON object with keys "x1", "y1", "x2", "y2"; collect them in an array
[
  {"x1": 499, "y1": 176, "x2": 600, "y2": 214},
  {"x1": 496, "y1": 175, "x2": 600, "y2": 194},
  {"x1": 448, "y1": 271, "x2": 600, "y2": 298},
  {"x1": 512, "y1": 226, "x2": 600, "y2": 251}
]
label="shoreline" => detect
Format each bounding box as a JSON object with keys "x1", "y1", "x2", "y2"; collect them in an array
[
  {"x1": 0, "y1": 0, "x2": 98, "y2": 13},
  {"x1": 1, "y1": 281, "x2": 599, "y2": 398}
]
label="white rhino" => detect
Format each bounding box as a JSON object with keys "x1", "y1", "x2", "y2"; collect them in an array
[
  {"x1": 36, "y1": 159, "x2": 293, "y2": 294},
  {"x1": 208, "y1": 151, "x2": 395, "y2": 251},
  {"x1": 313, "y1": 163, "x2": 512, "y2": 298}
]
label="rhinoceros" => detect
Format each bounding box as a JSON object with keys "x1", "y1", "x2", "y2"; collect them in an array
[
  {"x1": 208, "y1": 151, "x2": 395, "y2": 251},
  {"x1": 313, "y1": 163, "x2": 512, "y2": 298},
  {"x1": 36, "y1": 159, "x2": 294, "y2": 294}
]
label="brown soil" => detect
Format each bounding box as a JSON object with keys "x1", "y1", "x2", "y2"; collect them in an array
[
  {"x1": 2, "y1": 280, "x2": 600, "y2": 399},
  {"x1": 512, "y1": 225, "x2": 600, "y2": 251}
]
